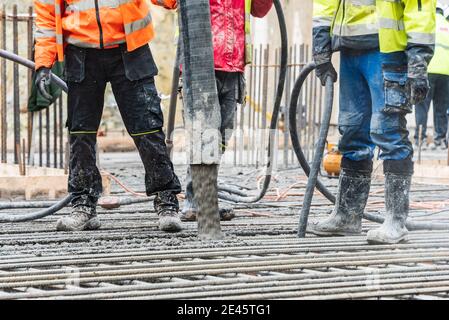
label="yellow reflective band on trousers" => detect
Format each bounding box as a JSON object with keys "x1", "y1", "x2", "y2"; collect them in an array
[
  {"x1": 332, "y1": 0, "x2": 378, "y2": 37},
  {"x1": 377, "y1": 0, "x2": 437, "y2": 53},
  {"x1": 70, "y1": 131, "x2": 97, "y2": 135},
  {"x1": 130, "y1": 129, "x2": 160, "y2": 137},
  {"x1": 245, "y1": 0, "x2": 253, "y2": 65},
  {"x1": 428, "y1": 14, "x2": 449, "y2": 76}
]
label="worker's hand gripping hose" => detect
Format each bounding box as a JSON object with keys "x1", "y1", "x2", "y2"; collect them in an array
[
  {"x1": 0, "y1": 49, "x2": 73, "y2": 223},
  {"x1": 0, "y1": 49, "x2": 67, "y2": 92},
  {"x1": 289, "y1": 63, "x2": 449, "y2": 233}
]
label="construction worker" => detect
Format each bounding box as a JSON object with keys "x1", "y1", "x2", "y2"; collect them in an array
[
  {"x1": 34, "y1": 0, "x2": 183, "y2": 232},
  {"x1": 414, "y1": 3, "x2": 449, "y2": 150},
  {"x1": 366, "y1": 0, "x2": 436, "y2": 244},
  {"x1": 309, "y1": 0, "x2": 435, "y2": 244},
  {"x1": 176, "y1": 0, "x2": 274, "y2": 222}
]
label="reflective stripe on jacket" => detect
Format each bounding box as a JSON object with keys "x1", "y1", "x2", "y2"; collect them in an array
[
  {"x1": 428, "y1": 13, "x2": 449, "y2": 75},
  {"x1": 377, "y1": 0, "x2": 436, "y2": 53},
  {"x1": 312, "y1": 0, "x2": 379, "y2": 57},
  {"x1": 34, "y1": 0, "x2": 176, "y2": 70}
]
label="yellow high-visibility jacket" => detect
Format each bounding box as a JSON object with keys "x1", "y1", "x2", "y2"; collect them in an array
[
  {"x1": 312, "y1": 0, "x2": 378, "y2": 62},
  {"x1": 377, "y1": 0, "x2": 436, "y2": 78},
  {"x1": 377, "y1": 0, "x2": 436, "y2": 53},
  {"x1": 427, "y1": 13, "x2": 449, "y2": 75}
]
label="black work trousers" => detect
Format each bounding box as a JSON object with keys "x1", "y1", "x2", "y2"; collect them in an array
[{"x1": 66, "y1": 44, "x2": 181, "y2": 207}]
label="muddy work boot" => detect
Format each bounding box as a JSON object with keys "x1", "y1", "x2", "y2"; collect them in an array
[
  {"x1": 155, "y1": 191, "x2": 182, "y2": 232},
  {"x1": 181, "y1": 167, "x2": 235, "y2": 222},
  {"x1": 56, "y1": 204, "x2": 100, "y2": 231},
  {"x1": 367, "y1": 159, "x2": 413, "y2": 245},
  {"x1": 182, "y1": 203, "x2": 235, "y2": 222},
  {"x1": 182, "y1": 204, "x2": 235, "y2": 222},
  {"x1": 219, "y1": 205, "x2": 236, "y2": 221},
  {"x1": 308, "y1": 158, "x2": 372, "y2": 236}
]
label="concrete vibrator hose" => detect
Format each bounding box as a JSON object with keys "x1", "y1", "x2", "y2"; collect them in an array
[
  {"x1": 0, "y1": 49, "x2": 73, "y2": 222},
  {"x1": 288, "y1": 62, "x2": 449, "y2": 234}
]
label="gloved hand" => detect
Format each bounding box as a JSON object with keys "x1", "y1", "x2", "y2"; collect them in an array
[
  {"x1": 409, "y1": 77, "x2": 430, "y2": 105},
  {"x1": 35, "y1": 67, "x2": 53, "y2": 100},
  {"x1": 315, "y1": 62, "x2": 338, "y2": 86}
]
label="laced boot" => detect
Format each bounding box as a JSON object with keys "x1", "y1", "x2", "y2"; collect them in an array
[
  {"x1": 155, "y1": 191, "x2": 182, "y2": 232},
  {"x1": 56, "y1": 203, "x2": 100, "y2": 231}
]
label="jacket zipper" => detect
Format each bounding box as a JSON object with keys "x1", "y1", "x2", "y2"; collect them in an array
[
  {"x1": 331, "y1": 0, "x2": 342, "y2": 34},
  {"x1": 94, "y1": 0, "x2": 104, "y2": 49}
]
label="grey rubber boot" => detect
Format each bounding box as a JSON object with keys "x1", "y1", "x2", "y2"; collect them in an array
[
  {"x1": 367, "y1": 159, "x2": 413, "y2": 244},
  {"x1": 155, "y1": 191, "x2": 182, "y2": 232},
  {"x1": 181, "y1": 166, "x2": 235, "y2": 221},
  {"x1": 56, "y1": 205, "x2": 101, "y2": 231},
  {"x1": 308, "y1": 158, "x2": 372, "y2": 236}
]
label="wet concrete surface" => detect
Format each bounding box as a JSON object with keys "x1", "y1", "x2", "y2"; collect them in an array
[{"x1": 0, "y1": 152, "x2": 448, "y2": 299}]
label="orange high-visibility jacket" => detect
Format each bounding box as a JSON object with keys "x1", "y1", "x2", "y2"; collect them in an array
[{"x1": 34, "y1": 0, "x2": 177, "y2": 70}]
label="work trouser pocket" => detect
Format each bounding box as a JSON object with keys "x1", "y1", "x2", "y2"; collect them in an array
[
  {"x1": 65, "y1": 45, "x2": 86, "y2": 83},
  {"x1": 121, "y1": 44, "x2": 159, "y2": 81},
  {"x1": 383, "y1": 70, "x2": 411, "y2": 115}
]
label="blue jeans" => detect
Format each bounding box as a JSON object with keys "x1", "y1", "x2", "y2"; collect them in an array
[{"x1": 338, "y1": 49, "x2": 413, "y2": 161}]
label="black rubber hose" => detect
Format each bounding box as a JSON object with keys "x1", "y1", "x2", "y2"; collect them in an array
[
  {"x1": 289, "y1": 62, "x2": 336, "y2": 203},
  {"x1": 297, "y1": 77, "x2": 334, "y2": 237},
  {"x1": 289, "y1": 63, "x2": 449, "y2": 232},
  {"x1": 0, "y1": 194, "x2": 72, "y2": 223},
  {"x1": 217, "y1": 0, "x2": 288, "y2": 203},
  {"x1": 0, "y1": 49, "x2": 74, "y2": 222}
]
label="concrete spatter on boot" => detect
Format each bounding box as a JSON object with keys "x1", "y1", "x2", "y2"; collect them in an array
[
  {"x1": 307, "y1": 161, "x2": 372, "y2": 237},
  {"x1": 308, "y1": 174, "x2": 371, "y2": 236},
  {"x1": 191, "y1": 164, "x2": 224, "y2": 241},
  {"x1": 56, "y1": 205, "x2": 101, "y2": 232},
  {"x1": 154, "y1": 191, "x2": 182, "y2": 233},
  {"x1": 367, "y1": 173, "x2": 412, "y2": 244}
]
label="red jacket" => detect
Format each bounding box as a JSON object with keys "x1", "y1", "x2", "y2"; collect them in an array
[{"x1": 210, "y1": 0, "x2": 273, "y2": 73}]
